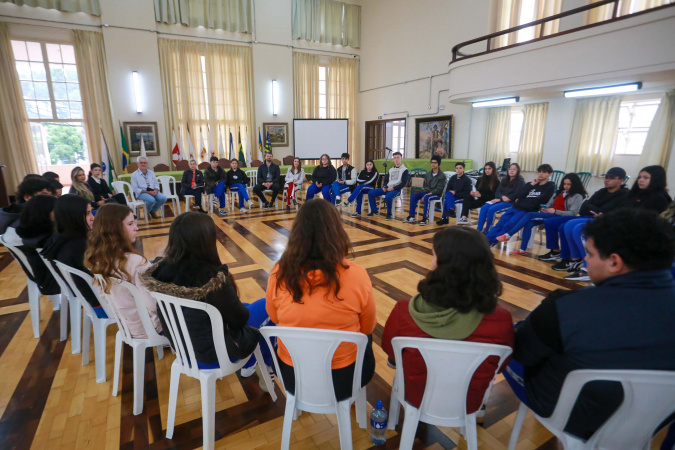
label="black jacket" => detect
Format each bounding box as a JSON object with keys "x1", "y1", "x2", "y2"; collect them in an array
[
  {"x1": 87, "y1": 176, "x2": 113, "y2": 202},
  {"x1": 445, "y1": 174, "x2": 473, "y2": 198},
  {"x1": 579, "y1": 187, "x2": 629, "y2": 216},
  {"x1": 203, "y1": 166, "x2": 227, "y2": 193},
  {"x1": 14, "y1": 230, "x2": 59, "y2": 295},
  {"x1": 472, "y1": 178, "x2": 499, "y2": 202},
  {"x1": 226, "y1": 168, "x2": 250, "y2": 187},
  {"x1": 41, "y1": 234, "x2": 100, "y2": 309},
  {"x1": 513, "y1": 181, "x2": 555, "y2": 212},
  {"x1": 141, "y1": 260, "x2": 255, "y2": 364},
  {"x1": 621, "y1": 189, "x2": 672, "y2": 214},
  {"x1": 256, "y1": 162, "x2": 280, "y2": 185},
  {"x1": 495, "y1": 176, "x2": 526, "y2": 202},
  {"x1": 356, "y1": 169, "x2": 378, "y2": 187},
  {"x1": 0, "y1": 203, "x2": 23, "y2": 235},
  {"x1": 311, "y1": 165, "x2": 337, "y2": 186},
  {"x1": 181, "y1": 169, "x2": 205, "y2": 193}
]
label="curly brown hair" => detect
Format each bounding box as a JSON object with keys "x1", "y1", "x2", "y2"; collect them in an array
[
  {"x1": 417, "y1": 226, "x2": 502, "y2": 314},
  {"x1": 85, "y1": 203, "x2": 145, "y2": 293},
  {"x1": 275, "y1": 199, "x2": 353, "y2": 303}
]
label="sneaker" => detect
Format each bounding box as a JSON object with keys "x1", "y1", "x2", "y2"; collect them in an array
[
  {"x1": 509, "y1": 249, "x2": 527, "y2": 256},
  {"x1": 196, "y1": 207, "x2": 207, "y2": 214},
  {"x1": 263, "y1": 202, "x2": 271, "y2": 209},
  {"x1": 402, "y1": 217, "x2": 415, "y2": 223},
  {"x1": 218, "y1": 209, "x2": 228, "y2": 216},
  {"x1": 538, "y1": 251, "x2": 561, "y2": 261},
  {"x1": 247, "y1": 200, "x2": 254, "y2": 208},
  {"x1": 419, "y1": 219, "x2": 428, "y2": 225},
  {"x1": 385, "y1": 214, "x2": 393, "y2": 221},
  {"x1": 335, "y1": 199, "x2": 341, "y2": 206},
  {"x1": 436, "y1": 218, "x2": 449, "y2": 226},
  {"x1": 367, "y1": 212, "x2": 376, "y2": 217},
  {"x1": 239, "y1": 207, "x2": 247, "y2": 213},
  {"x1": 258, "y1": 365, "x2": 276, "y2": 393},
  {"x1": 456, "y1": 217, "x2": 468, "y2": 224},
  {"x1": 476, "y1": 405, "x2": 487, "y2": 425},
  {"x1": 241, "y1": 363, "x2": 257, "y2": 378},
  {"x1": 342, "y1": 201, "x2": 350, "y2": 206},
  {"x1": 496, "y1": 234, "x2": 511, "y2": 242},
  {"x1": 286, "y1": 205, "x2": 291, "y2": 212},
  {"x1": 564, "y1": 268, "x2": 590, "y2": 282},
  {"x1": 447, "y1": 209, "x2": 456, "y2": 218},
  {"x1": 292, "y1": 199, "x2": 297, "y2": 206},
  {"x1": 552, "y1": 259, "x2": 572, "y2": 271},
  {"x1": 567, "y1": 260, "x2": 583, "y2": 273},
  {"x1": 351, "y1": 212, "x2": 359, "y2": 217}
]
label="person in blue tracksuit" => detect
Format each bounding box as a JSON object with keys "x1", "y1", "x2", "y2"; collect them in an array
[{"x1": 367, "y1": 152, "x2": 408, "y2": 220}]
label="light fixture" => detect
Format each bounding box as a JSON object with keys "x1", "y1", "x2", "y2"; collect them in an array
[
  {"x1": 472, "y1": 97, "x2": 519, "y2": 108},
  {"x1": 132, "y1": 71, "x2": 142, "y2": 114},
  {"x1": 564, "y1": 82, "x2": 642, "y2": 98},
  {"x1": 272, "y1": 79, "x2": 279, "y2": 116}
]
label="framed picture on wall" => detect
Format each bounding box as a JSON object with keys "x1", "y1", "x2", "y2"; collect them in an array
[
  {"x1": 415, "y1": 115, "x2": 453, "y2": 160},
  {"x1": 124, "y1": 121, "x2": 160, "y2": 156},
  {"x1": 263, "y1": 122, "x2": 289, "y2": 147}
]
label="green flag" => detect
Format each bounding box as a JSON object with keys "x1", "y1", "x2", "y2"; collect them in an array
[{"x1": 238, "y1": 130, "x2": 247, "y2": 168}]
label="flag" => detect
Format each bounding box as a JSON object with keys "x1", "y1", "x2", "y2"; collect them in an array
[
  {"x1": 139, "y1": 134, "x2": 147, "y2": 159},
  {"x1": 218, "y1": 127, "x2": 226, "y2": 160},
  {"x1": 186, "y1": 127, "x2": 196, "y2": 160},
  {"x1": 237, "y1": 129, "x2": 246, "y2": 167},
  {"x1": 245, "y1": 128, "x2": 252, "y2": 166},
  {"x1": 101, "y1": 130, "x2": 113, "y2": 185},
  {"x1": 228, "y1": 130, "x2": 234, "y2": 160},
  {"x1": 258, "y1": 128, "x2": 263, "y2": 159},
  {"x1": 171, "y1": 129, "x2": 181, "y2": 166},
  {"x1": 208, "y1": 126, "x2": 216, "y2": 158},
  {"x1": 265, "y1": 131, "x2": 272, "y2": 154},
  {"x1": 199, "y1": 127, "x2": 207, "y2": 162},
  {"x1": 120, "y1": 124, "x2": 130, "y2": 173}
]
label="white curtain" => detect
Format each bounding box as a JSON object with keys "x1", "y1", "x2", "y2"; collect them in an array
[
  {"x1": 292, "y1": 0, "x2": 361, "y2": 48},
  {"x1": 0, "y1": 0, "x2": 100, "y2": 15},
  {"x1": 73, "y1": 30, "x2": 118, "y2": 174},
  {"x1": 327, "y1": 55, "x2": 359, "y2": 168},
  {"x1": 158, "y1": 38, "x2": 256, "y2": 164},
  {"x1": 491, "y1": 0, "x2": 562, "y2": 49},
  {"x1": 518, "y1": 102, "x2": 549, "y2": 172},
  {"x1": 584, "y1": 0, "x2": 670, "y2": 24},
  {"x1": 154, "y1": 0, "x2": 252, "y2": 33},
  {"x1": 484, "y1": 106, "x2": 511, "y2": 165},
  {"x1": 638, "y1": 91, "x2": 675, "y2": 169},
  {"x1": 0, "y1": 22, "x2": 38, "y2": 190},
  {"x1": 565, "y1": 96, "x2": 622, "y2": 176},
  {"x1": 293, "y1": 52, "x2": 320, "y2": 119}
]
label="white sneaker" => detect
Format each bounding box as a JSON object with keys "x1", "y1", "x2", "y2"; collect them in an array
[
  {"x1": 456, "y1": 217, "x2": 468, "y2": 224},
  {"x1": 258, "y1": 365, "x2": 276, "y2": 392},
  {"x1": 240, "y1": 362, "x2": 257, "y2": 378},
  {"x1": 247, "y1": 200, "x2": 254, "y2": 208},
  {"x1": 240, "y1": 207, "x2": 247, "y2": 213}
]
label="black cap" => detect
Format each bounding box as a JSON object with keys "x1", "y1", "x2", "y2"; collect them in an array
[
  {"x1": 210, "y1": 156, "x2": 219, "y2": 162},
  {"x1": 90, "y1": 163, "x2": 101, "y2": 170},
  {"x1": 430, "y1": 155, "x2": 442, "y2": 165},
  {"x1": 602, "y1": 167, "x2": 626, "y2": 179}
]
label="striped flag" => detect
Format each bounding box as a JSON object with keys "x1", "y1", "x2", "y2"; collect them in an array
[
  {"x1": 265, "y1": 131, "x2": 272, "y2": 154},
  {"x1": 237, "y1": 129, "x2": 246, "y2": 167},
  {"x1": 186, "y1": 127, "x2": 196, "y2": 160},
  {"x1": 218, "y1": 126, "x2": 226, "y2": 160},
  {"x1": 208, "y1": 126, "x2": 216, "y2": 158},
  {"x1": 258, "y1": 128, "x2": 263, "y2": 159},
  {"x1": 170, "y1": 128, "x2": 181, "y2": 166},
  {"x1": 199, "y1": 128, "x2": 207, "y2": 162},
  {"x1": 101, "y1": 130, "x2": 113, "y2": 184},
  {"x1": 120, "y1": 124, "x2": 130, "y2": 173},
  {"x1": 229, "y1": 130, "x2": 234, "y2": 160}
]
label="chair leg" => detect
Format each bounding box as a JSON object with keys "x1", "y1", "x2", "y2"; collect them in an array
[
  {"x1": 388, "y1": 384, "x2": 401, "y2": 430},
  {"x1": 27, "y1": 279, "x2": 40, "y2": 338},
  {"x1": 507, "y1": 402, "x2": 529, "y2": 450},
  {"x1": 254, "y1": 347, "x2": 277, "y2": 402},
  {"x1": 156, "y1": 344, "x2": 164, "y2": 360},
  {"x1": 49, "y1": 293, "x2": 60, "y2": 311},
  {"x1": 59, "y1": 294, "x2": 69, "y2": 342},
  {"x1": 93, "y1": 320, "x2": 109, "y2": 383},
  {"x1": 336, "y1": 400, "x2": 354, "y2": 450},
  {"x1": 355, "y1": 387, "x2": 367, "y2": 429},
  {"x1": 399, "y1": 406, "x2": 421, "y2": 450},
  {"x1": 70, "y1": 300, "x2": 81, "y2": 354},
  {"x1": 281, "y1": 394, "x2": 296, "y2": 450},
  {"x1": 200, "y1": 375, "x2": 217, "y2": 450},
  {"x1": 112, "y1": 332, "x2": 123, "y2": 397},
  {"x1": 464, "y1": 414, "x2": 478, "y2": 450},
  {"x1": 132, "y1": 344, "x2": 146, "y2": 415},
  {"x1": 166, "y1": 363, "x2": 181, "y2": 439},
  {"x1": 82, "y1": 313, "x2": 91, "y2": 365}
]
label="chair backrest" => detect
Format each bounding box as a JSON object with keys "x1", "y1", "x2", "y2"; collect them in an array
[
  {"x1": 550, "y1": 170, "x2": 565, "y2": 187},
  {"x1": 272, "y1": 159, "x2": 281, "y2": 166},
  {"x1": 545, "y1": 369, "x2": 675, "y2": 449},
  {"x1": 245, "y1": 170, "x2": 258, "y2": 187},
  {"x1": 106, "y1": 277, "x2": 167, "y2": 345},
  {"x1": 622, "y1": 174, "x2": 631, "y2": 186},
  {"x1": 157, "y1": 175, "x2": 177, "y2": 197},
  {"x1": 112, "y1": 180, "x2": 138, "y2": 203},
  {"x1": 391, "y1": 337, "x2": 512, "y2": 425},
  {"x1": 55, "y1": 261, "x2": 113, "y2": 320},
  {"x1": 260, "y1": 326, "x2": 367, "y2": 409},
  {"x1": 149, "y1": 291, "x2": 239, "y2": 377},
  {"x1": 154, "y1": 163, "x2": 170, "y2": 172},
  {"x1": 37, "y1": 249, "x2": 73, "y2": 299},
  {"x1": 218, "y1": 158, "x2": 230, "y2": 169},
  {"x1": 175, "y1": 160, "x2": 190, "y2": 171},
  {"x1": 198, "y1": 162, "x2": 210, "y2": 170},
  {"x1": 576, "y1": 172, "x2": 592, "y2": 189},
  {"x1": 500, "y1": 158, "x2": 511, "y2": 170},
  {"x1": 251, "y1": 159, "x2": 263, "y2": 167},
  {"x1": 282, "y1": 155, "x2": 295, "y2": 165},
  {"x1": 1, "y1": 234, "x2": 35, "y2": 279}
]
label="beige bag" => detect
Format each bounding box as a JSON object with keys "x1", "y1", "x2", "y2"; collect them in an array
[{"x1": 411, "y1": 177, "x2": 425, "y2": 188}]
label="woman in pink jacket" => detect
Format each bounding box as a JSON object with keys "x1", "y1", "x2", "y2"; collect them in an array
[{"x1": 85, "y1": 203, "x2": 161, "y2": 338}]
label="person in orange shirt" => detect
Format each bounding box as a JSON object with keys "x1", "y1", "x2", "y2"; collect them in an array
[{"x1": 266, "y1": 199, "x2": 377, "y2": 401}]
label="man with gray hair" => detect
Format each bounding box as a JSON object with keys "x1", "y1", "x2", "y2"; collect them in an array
[{"x1": 130, "y1": 156, "x2": 167, "y2": 219}]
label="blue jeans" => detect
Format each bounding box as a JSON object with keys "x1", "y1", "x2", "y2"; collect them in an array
[
  {"x1": 544, "y1": 215, "x2": 579, "y2": 253},
  {"x1": 442, "y1": 192, "x2": 462, "y2": 218},
  {"x1": 137, "y1": 192, "x2": 167, "y2": 213},
  {"x1": 305, "y1": 183, "x2": 332, "y2": 202},
  {"x1": 503, "y1": 359, "x2": 529, "y2": 406},
  {"x1": 229, "y1": 183, "x2": 250, "y2": 208},
  {"x1": 477, "y1": 202, "x2": 512, "y2": 232},
  {"x1": 213, "y1": 181, "x2": 226, "y2": 208},
  {"x1": 408, "y1": 192, "x2": 439, "y2": 220},
  {"x1": 486, "y1": 208, "x2": 527, "y2": 244},
  {"x1": 347, "y1": 185, "x2": 374, "y2": 214},
  {"x1": 562, "y1": 218, "x2": 592, "y2": 260},
  {"x1": 331, "y1": 182, "x2": 351, "y2": 204},
  {"x1": 368, "y1": 188, "x2": 400, "y2": 214},
  {"x1": 503, "y1": 212, "x2": 557, "y2": 251}
]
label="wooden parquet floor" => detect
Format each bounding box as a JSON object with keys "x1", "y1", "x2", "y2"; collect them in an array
[{"x1": 0, "y1": 190, "x2": 667, "y2": 449}]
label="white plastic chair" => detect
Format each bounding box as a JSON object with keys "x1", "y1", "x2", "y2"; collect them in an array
[
  {"x1": 151, "y1": 292, "x2": 277, "y2": 450},
  {"x1": 281, "y1": 183, "x2": 304, "y2": 210},
  {"x1": 37, "y1": 249, "x2": 78, "y2": 348},
  {"x1": 112, "y1": 180, "x2": 147, "y2": 222},
  {"x1": 98, "y1": 278, "x2": 171, "y2": 415},
  {"x1": 376, "y1": 190, "x2": 402, "y2": 217},
  {"x1": 388, "y1": 337, "x2": 512, "y2": 450},
  {"x1": 55, "y1": 261, "x2": 116, "y2": 383},
  {"x1": 424, "y1": 173, "x2": 454, "y2": 222},
  {"x1": 348, "y1": 191, "x2": 371, "y2": 215},
  {"x1": 1, "y1": 235, "x2": 61, "y2": 338},
  {"x1": 259, "y1": 326, "x2": 369, "y2": 450},
  {"x1": 157, "y1": 175, "x2": 181, "y2": 217},
  {"x1": 508, "y1": 369, "x2": 675, "y2": 450}
]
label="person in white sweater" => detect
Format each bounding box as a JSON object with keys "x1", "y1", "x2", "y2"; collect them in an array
[
  {"x1": 84, "y1": 203, "x2": 161, "y2": 338},
  {"x1": 284, "y1": 157, "x2": 305, "y2": 211}
]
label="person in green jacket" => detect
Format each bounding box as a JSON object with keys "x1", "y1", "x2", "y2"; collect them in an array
[{"x1": 403, "y1": 155, "x2": 447, "y2": 225}]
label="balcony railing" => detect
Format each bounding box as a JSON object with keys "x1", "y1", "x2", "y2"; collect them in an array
[{"x1": 450, "y1": 0, "x2": 675, "y2": 65}]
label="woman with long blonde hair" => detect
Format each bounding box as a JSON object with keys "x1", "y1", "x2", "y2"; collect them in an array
[
  {"x1": 69, "y1": 166, "x2": 103, "y2": 209},
  {"x1": 85, "y1": 203, "x2": 161, "y2": 337}
]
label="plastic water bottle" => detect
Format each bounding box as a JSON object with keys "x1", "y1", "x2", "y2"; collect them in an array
[{"x1": 369, "y1": 400, "x2": 388, "y2": 445}]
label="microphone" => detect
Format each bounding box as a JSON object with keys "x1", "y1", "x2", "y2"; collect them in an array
[{"x1": 384, "y1": 147, "x2": 392, "y2": 152}]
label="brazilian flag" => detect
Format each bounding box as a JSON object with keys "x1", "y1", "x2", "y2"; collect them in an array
[
  {"x1": 238, "y1": 130, "x2": 247, "y2": 168},
  {"x1": 120, "y1": 125, "x2": 130, "y2": 173}
]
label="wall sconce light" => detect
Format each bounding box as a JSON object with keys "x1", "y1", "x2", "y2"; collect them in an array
[
  {"x1": 132, "y1": 71, "x2": 142, "y2": 114},
  {"x1": 272, "y1": 79, "x2": 279, "y2": 116}
]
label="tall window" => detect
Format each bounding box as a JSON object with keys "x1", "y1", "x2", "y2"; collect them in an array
[
  {"x1": 508, "y1": 108, "x2": 525, "y2": 154},
  {"x1": 391, "y1": 120, "x2": 406, "y2": 156},
  {"x1": 11, "y1": 40, "x2": 88, "y2": 172},
  {"x1": 319, "y1": 65, "x2": 327, "y2": 119},
  {"x1": 614, "y1": 99, "x2": 661, "y2": 155},
  {"x1": 517, "y1": 0, "x2": 537, "y2": 42}
]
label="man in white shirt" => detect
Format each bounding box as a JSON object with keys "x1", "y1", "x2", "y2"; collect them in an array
[{"x1": 130, "y1": 157, "x2": 167, "y2": 219}]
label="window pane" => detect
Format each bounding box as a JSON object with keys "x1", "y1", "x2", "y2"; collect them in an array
[
  {"x1": 20, "y1": 81, "x2": 35, "y2": 100},
  {"x1": 52, "y1": 82, "x2": 68, "y2": 100},
  {"x1": 37, "y1": 100, "x2": 53, "y2": 118},
  {"x1": 319, "y1": 107, "x2": 326, "y2": 119},
  {"x1": 319, "y1": 82, "x2": 326, "y2": 95},
  {"x1": 509, "y1": 111, "x2": 524, "y2": 153},
  {"x1": 44, "y1": 122, "x2": 88, "y2": 165},
  {"x1": 626, "y1": 131, "x2": 647, "y2": 155},
  {"x1": 11, "y1": 41, "x2": 27, "y2": 60},
  {"x1": 46, "y1": 43, "x2": 62, "y2": 63},
  {"x1": 319, "y1": 66, "x2": 326, "y2": 80},
  {"x1": 69, "y1": 102, "x2": 83, "y2": 119},
  {"x1": 30, "y1": 62, "x2": 47, "y2": 81},
  {"x1": 25, "y1": 100, "x2": 39, "y2": 119},
  {"x1": 61, "y1": 45, "x2": 76, "y2": 64},
  {"x1": 66, "y1": 83, "x2": 81, "y2": 101},
  {"x1": 319, "y1": 95, "x2": 326, "y2": 108},
  {"x1": 63, "y1": 64, "x2": 78, "y2": 82},
  {"x1": 34, "y1": 81, "x2": 50, "y2": 100},
  {"x1": 393, "y1": 127, "x2": 398, "y2": 139},
  {"x1": 16, "y1": 61, "x2": 31, "y2": 80},
  {"x1": 50, "y1": 64, "x2": 65, "y2": 82},
  {"x1": 632, "y1": 104, "x2": 659, "y2": 128},
  {"x1": 614, "y1": 134, "x2": 627, "y2": 155},
  {"x1": 618, "y1": 106, "x2": 631, "y2": 128},
  {"x1": 55, "y1": 101, "x2": 71, "y2": 119},
  {"x1": 26, "y1": 42, "x2": 43, "y2": 62}
]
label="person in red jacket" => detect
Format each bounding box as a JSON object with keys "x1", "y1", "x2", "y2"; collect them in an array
[{"x1": 381, "y1": 226, "x2": 514, "y2": 419}]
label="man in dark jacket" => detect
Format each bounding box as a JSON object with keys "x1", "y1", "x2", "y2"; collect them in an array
[
  {"x1": 253, "y1": 152, "x2": 281, "y2": 209},
  {"x1": 403, "y1": 155, "x2": 447, "y2": 225},
  {"x1": 436, "y1": 161, "x2": 473, "y2": 225},
  {"x1": 204, "y1": 156, "x2": 228, "y2": 216},
  {"x1": 505, "y1": 209, "x2": 675, "y2": 441},
  {"x1": 180, "y1": 159, "x2": 207, "y2": 213},
  {"x1": 0, "y1": 176, "x2": 55, "y2": 234}
]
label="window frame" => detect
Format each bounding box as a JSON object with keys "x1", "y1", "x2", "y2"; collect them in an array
[{"x1": 614, "y1": 98, "x2": 661, "y2": 156}]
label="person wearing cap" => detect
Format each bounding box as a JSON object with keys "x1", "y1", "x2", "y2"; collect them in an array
[
  {"x1": 402, "y1": 155, "x2": 446, "y2": 225},
  {"x1": 204, "y1": 156, "x2": 228, "y2": 217},
  {"x1": 330, "y1": 153, "x2": 357, "y2": 206},
  {"x1": 538, "y1": 167, "x2": 629, "y2": 281},
  {"x1": 87, "y1": 163, "x2": 127, "y2": 206}
]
